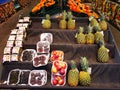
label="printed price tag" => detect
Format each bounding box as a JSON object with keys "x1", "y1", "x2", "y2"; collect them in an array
[
  {"x1": 87, "y1": 67, "x2": 92, "y2": 75},
  {"x1": 42, "y1": 19, "x2": 45, "y2": 24}
]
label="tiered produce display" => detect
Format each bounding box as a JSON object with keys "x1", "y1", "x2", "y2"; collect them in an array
[{"x1": 0, "y1": 0, "x2": 120, "y2": 89}]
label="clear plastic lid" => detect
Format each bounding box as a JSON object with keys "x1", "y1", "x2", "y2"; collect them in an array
[
  {"x1": 11, "y1": 54, "x2": 19, "y2": 61},
  {"x1": 10, "y1": 29, "x2": 18, "y2": 35},
  {"x1": 16, "y1": 23, "x2": 23, "y2": 27},
  {"x1": 50, "y1": 50, "x2": 64, "y2": 62},
  {"x1": 37, "y1": 41, "x2": 50, "y2": 54},
  {"x1": 23, "y1": 17, "x2": 30, "y2": 22},
  {"x1": 6, "y1": 40, "x2": 14, "y2": 47},
  {"x1": 40, "y1": 33, "x2": 53, "y2": 44},
  {"x1": 17, "y1": 29, "x2": 25, "y2": 35},
  {"x1": 8, "y1": 35, "x2": 16, "y2": 41},
  {"x1": 12, "y1": 46, "x2": 21, "y2": 54},
  {"x1": 51, "y1": 60, "x2": 67, "y2": 76},
  {"x1": 15, "y1": 40, "x2": 23, "y2": 47},
  {"x1": 16, "y1": 35, "x2": 24, "y2": 41},
  {"x1": 18, "y1": 19, "x2": 24, "y2": 23},
  {"x1": 22, "y1": 23, "x2": 29, "y2": 28},
  {"x1": 4, "y1": 47, "x2": 12, "y2": 55},
  {"x1": 51, "y1": 74, "x2": 66, "y2": 86},
  {"x1": 2, "y1": 55, "x2": 11, "y2": 63},
  {"x1": 33, "y1": 53, "x2": 50, "y2": 67},
  {"x1": 28, "y1": 70, "x2": 47, "y2": 86},
  {"x1": 20, "y1": 49, "x2": 37, "y2": 62}
]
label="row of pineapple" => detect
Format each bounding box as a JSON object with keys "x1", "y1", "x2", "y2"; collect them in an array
[
  {"x1": 75, "y1": 16, "x2": 107, "y2": 44},
  {"x1": 68, "y1": 57, "x2": 91, "y2": 87},
  {"x1": 42, "y1": 10, "x2": 108, "y2": 31},
  {"x1": 42, "y1": 10, "x2": 75, "y2": 30}
]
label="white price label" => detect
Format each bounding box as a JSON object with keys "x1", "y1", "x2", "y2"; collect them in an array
[
  {"x1": 42, "y1": 19, "x2": 45, "y2": 24},
  {"x1": 87, "y1": 67, "x2": 92, "y2": 75}
]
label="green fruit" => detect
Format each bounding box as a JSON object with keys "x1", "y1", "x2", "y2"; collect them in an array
[
  {"x1": 99, "y1": 14, "x2": 107, "y2": 31},
  {"x1": 67, "y1": 11, "x2": 75, "y2": 30},
  {"x1": 59, "y1": 19, "x2": 67, "y2": 29},
  {"x1": 99, "y1": 20, "x2": 107, "y2": 31},
  {"x1": 98, "y1": 42, "x2": 109, "y2": 63},
  {"x1": 90, "y1": 18, "x2": 99, "y2": 27},
  {"x1": 68, "y1": 60, "x2": 79, "y2": 87},
  {"x1": 79, "y1": 71, "x2": 91, "y2": 86},
  {"x1": 79, "y1": 57, "x2": 91, "y2": 86},
  {"x1": 59, "y1": 10, "x2": 67, "y2": 29},
  {"x1": 42, "y1": 14, "x2": 51, "y2": 29},
  {"x1": 86, "y1": 26, "x2": 94, "y2": 44},
  {"x1": 75, "y1": 27, "x2": 86, "y2": 44},
  {"x1": 94, "y1": 25, "x2": 104, "y2": 44},
  {"x1": 94, "y1": 31, "x2": 104, "y2": 44}
]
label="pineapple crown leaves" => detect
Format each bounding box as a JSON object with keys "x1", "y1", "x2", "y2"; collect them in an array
[
  {"x1": 78, "y1": 26, "x2": 84, "y2": 33},
  {"x1": 75, "y1": 26, "x2": 84, "y2": 38},
  {"x1": 93, "y1": 24, "x2": 101, "y2": 32},
  {"x1": 70, "y1": 60, "x2": 77, "y2": 69},
  {"x1": 67, "y1": 11, "x2": 73, "y2": 20},
  {"x1": 46, "y1": 14, "x2": 50, "y2": 20},
  {"x1": 87, "y1": 25, "x2": 93, "y2": 33},
  {"x1": 80, "y1": 57, "x2": 89, "y2": 71},
  {"x1": 98, "y1": 40, "x2": 105, "y2": 47},
  {"x1": 89, "y1": 16, "x2": 94, "y2": 21},
  {"x1": 99, "y1": 14, "x2": 105, "y2": 21},
  {"x1": 62, "y1": 10, "x2": 67, "y2": 20}
]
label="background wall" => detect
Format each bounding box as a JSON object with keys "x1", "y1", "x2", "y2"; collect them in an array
[{"x1": 0, "y1": 0, "x2": 11, "y2": 4}]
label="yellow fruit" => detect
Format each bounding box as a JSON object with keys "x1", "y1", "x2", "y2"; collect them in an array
[{"x1": 52, "y1": 67, "x2": 57, "y2": 73}]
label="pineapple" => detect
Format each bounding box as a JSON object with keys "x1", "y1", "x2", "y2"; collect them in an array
[
  {"x1": 86, "y1": 25, "x2": 94, "y2": 44},
  {"x1": 89, "y1": 16, "x2": 99, "y2": 28},
  {"x1": 98, "y1": 41, "x2": 109, "y2": 63},
  {"x1": 75, "y1": 27, "x2": 86, "y2": 44},
  {"x1": 68, "y1": 60, "x2": 79, "y2": 87},
  {"x1": 67, "y1": 11, "x2": 75, "y2": 30},
  {"x1": 99, "y1": 14, "x2": 107, "y2": 31},
  {"x1": 94, "y1": 25, "x2": 104, "y2": 44},
  {"x1": 79, "y1": 57, "x2": 91, "y2": 86},
  {"x1": 59, "y1": 10, "x2": 67, "y2": 29},
  {"x1": 42, "y1": 14, "x2": 51, "y2": 29}
]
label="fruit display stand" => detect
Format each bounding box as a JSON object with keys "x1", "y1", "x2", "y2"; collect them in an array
[{"x1": 0, "y1": 15, "x2": 120, "y2": 90}]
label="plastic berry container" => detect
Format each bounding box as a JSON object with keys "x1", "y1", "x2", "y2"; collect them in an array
[
  {"x1": 37, "y1": 41, "x2": 50, "y2": 54},
  {"x1": 33, "y1": 53, "x2": 50, "y2": 67},
  {"x1": 51, "y1": 60, "x2": 67, "y2": 76},
  {"x1": 7, "y1": 69, "x2": 21, "y2": 85},
  {"x1": 20, "y1": 49, "x2": 37, "y2": 62},
  {"x1": 40, "y1": 33, "x2": 53, "y2": 44},
  {"x1": 50, "y1": 50, "x2": 64, "y2": 62},
  {"x1": 28, "y1": 70, "x2": 47, "y2": 86},
  {"x1": 51, "y1": 74, "x2": 66, "y2": 86}
]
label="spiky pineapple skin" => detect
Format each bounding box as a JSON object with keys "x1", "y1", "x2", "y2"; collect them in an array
[
  {"x1": 42, "y1": 20, "x2": 51, "y2": 29},
  {"x1": 68, "y1": 69, "x2": 79, "y2": 87},
  {"x1": 86, "y1": 33, "x2": 94, "y2": 44},
  {"x1": 99, "y1": 20, "x2": 107, "y2": 31},
  {"x1": 76, "y1": 33, "x2": 86, "y2": 44},
  {"x1": 94, "y1": 32, "x2": 104, "y2": 44},
  {"x1": 67, "y1": 19, "x2": 75, "y2": 30},
  {"x1": 98, "y1": 45, "x2": 109, "y2": 63},
  {"x1": 59, "y1": 19, "x2": 67, "y2": 29},
  {"x1": 90, "y1": 19, "x2": 99, "y2": 27},
  {"x1": 79, "y1": 71, "x2": 91, "y2": 86}
]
